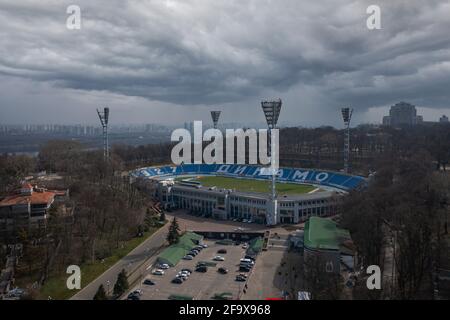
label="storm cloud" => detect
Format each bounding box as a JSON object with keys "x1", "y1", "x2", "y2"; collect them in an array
[{"x1": 0, "y1": 0, "x2": 450, "y2": 125}]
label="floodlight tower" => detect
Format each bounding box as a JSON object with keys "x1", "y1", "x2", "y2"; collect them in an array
[
  {"x1": 341, "y1": 107, "x2": 353, "y2": 173},
  {"x1": 97, "y1": 107, "x2": 110, "y2": 161},
  {"x1": 261, "y1": 99, "x2": 282, "y2": 226},
  {"x1": 210, "y1": 111, "x2": 221, "y2": 129}
]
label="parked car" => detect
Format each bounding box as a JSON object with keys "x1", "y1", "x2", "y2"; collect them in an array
[
  {"x1": 240, "y1": 258, "x2": 254, "y2": 265},
  {"x1": 127, "y1": 293, "x2": 140, "y2": 300},
  {"x1": 143, "y1": 279, "x2": 155, "y2": 285},
  {"x1": 127, "y1": 290, "x2": 142, "y2": 300},
  {"x1": 195, "y1": 266, "x2": 208, "y2": 273},
  {"x1": 217, "y1": 249, "x2": 227, "y2": 254},
  {"x1": 152, "y1": 269, "x2": 165, "y2": 275},
  {"x1": 213, "y1": 255, "x2": 225, "y2": 261},
  {"x1": 172, "y1": 277, "x2": 183, "y2": 284},
  {"x1": 235, "y1": 275, "x2": 246, "y2": 282},
  {"x1": 177, "y1": 271, "x2": 190, "y2": 279},
  {"x1": 159, "y1": 263, "x2": 170, "y2": 269},
  {"x1": 181, "y1": 268, "x2": 193, "y2": 274},
  {"x1": 218, "y1": 267, "x2": 228, "y2": 274},
  {"x1": 183, "y1": 255, "x2": 194, "y2": 260},
  {"x1": 239, "y1": 266, "x2": 251, "y2": 272},
  {"x1": 201, "y1": 243, "x2": 208, "y2": 248},
  {"x1": 242, "y1": 243, "x2": 249, "y2": 249},
  {"x1": 132, "y1": 289, "x2": 143, "y2": 296},
  {"x1": 188, "y1": 251, "x2": 198, "y2": 256}
]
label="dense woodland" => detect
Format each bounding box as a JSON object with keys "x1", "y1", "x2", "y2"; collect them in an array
[{"x1": 0, "y1": 141, "x2": 160, "y2": 298}]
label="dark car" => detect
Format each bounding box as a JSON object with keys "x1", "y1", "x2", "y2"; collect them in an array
[
  {"x1": 217, "y1": 249, "x2": 227, "y2": 254},
  {"x1": 143, "y1": 279, "x2": 155, "y2": 285},
  {"x1": 181, "y1": 268, "x2": 193, "y2": 274},
  {"x1": 195, "y1": 266, "x2": 208, "y2": 273},
  {"x1": 239, "y1": 266, "x2": 251, "y2": 272},
  {"x1": 189, "y1": 251, "x2": 198, "y2": 256},
  {"x1": 172, "y1": 277, "x2": 183, "y2": 284},
  {"x1": 127, "y1": 293, "x2": 141, "y2": 300},
  {"x1": 218, "y1": 267, "x2": 228, "y2": 274},
  {"x1": 235, "y1": 275, "x2": 246, "y2": 282},
  {"x1": 196, "y1": 262, "x2": 207, "y2": 267}
]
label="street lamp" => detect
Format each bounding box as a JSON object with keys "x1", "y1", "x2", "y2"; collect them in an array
[{"x1": 261, "y1": 99, "x2": 282, "y2": 226}]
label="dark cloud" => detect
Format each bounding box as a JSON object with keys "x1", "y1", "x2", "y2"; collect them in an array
[{"x1": 0, "y1": 0, "x2": 450, "y2": 125}]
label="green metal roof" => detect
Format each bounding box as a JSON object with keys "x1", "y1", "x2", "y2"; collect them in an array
[
  {"x1": 157, "y1": 232, "x2": 203, "y2": 266},
  {"x1": 304, "y1": 217, "x2": 350, "y2": 251},
  {"x1": 247, "y1": 237, "x2": 263, "y2": 255}
]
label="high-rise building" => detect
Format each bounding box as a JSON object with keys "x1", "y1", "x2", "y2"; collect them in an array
[
  {"x1": 439, "y1": 115, "x2": 449, "y2": 123},
  {"x1": 382, "y1": 102, "x2": 423, "y2": 126}
]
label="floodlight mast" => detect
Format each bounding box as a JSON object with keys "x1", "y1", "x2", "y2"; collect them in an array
[
  {"x1": 261, "y1": 99, "x2": 282, "y2": 226},
  {"x1": 341, "y1": 107, "x2": 353, "y2": 174},
  {"x1": 210, "y1": 111, "x2": 221, "y2": 129},
  {"x1": 97, "y1": 107, "x2": 110, "y2": 161}
]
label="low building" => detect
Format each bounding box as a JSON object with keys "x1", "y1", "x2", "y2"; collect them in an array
[
  {"x1": 303, "y1": 216, "x2": 353, "y2": 274},
  {"x1": 157, "y1": 232, "x2": 204, "y2": 267},
  {"x1": 0, "y1": 183, "x2": 69, "y2": 232},
  {"x1": 439, "y1": 115, "x2": 449, "y2": 123}
]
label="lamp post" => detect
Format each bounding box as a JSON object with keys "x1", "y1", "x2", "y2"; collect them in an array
[
  {"x1": 261, "y1": 99, "x2": 282, "y2": 226},
  {"x1": 341, "y1": 108, "x2": 353, "y2": 174}
]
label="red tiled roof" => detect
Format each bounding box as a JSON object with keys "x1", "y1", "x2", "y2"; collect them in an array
[{"x1": 0, "y1": 191, "x2": 56, "y2": 207}]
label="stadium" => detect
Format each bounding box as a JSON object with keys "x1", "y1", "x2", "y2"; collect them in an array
[{"x1": 132, "y1": 164, "x2": 366, "y2": 226}]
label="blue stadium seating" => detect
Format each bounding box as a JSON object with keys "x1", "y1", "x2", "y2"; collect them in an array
[{"x1": 132, "y1": 164, "x2": 365, "y2": 191}]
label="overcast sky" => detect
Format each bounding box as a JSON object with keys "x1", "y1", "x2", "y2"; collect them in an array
[{"x1": 1, "y1": 0, "x2": 450, "y2": 128}]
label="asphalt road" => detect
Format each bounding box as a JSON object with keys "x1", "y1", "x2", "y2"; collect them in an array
[{"x1": 70, "y1": 223, "x2": 170, "y2": 300}]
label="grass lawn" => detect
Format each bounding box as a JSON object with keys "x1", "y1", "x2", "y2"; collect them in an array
[
  {"x1": 37, "y1": 226, "x2": 162, "y2": 300},
  {"x1": 196, "y1": 176, "x2": 316, "y2": 194}
]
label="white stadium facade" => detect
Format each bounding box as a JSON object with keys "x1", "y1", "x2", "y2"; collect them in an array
[{"x1": 132, "y1": 164, "x2": 366, "y2": 226}]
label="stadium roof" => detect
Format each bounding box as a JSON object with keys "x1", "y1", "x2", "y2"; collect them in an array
[
  {"x1": 157, "y1": 232, "x2": 203, "y2": 266},
  {"x1": 304, "y1": 217, "x2": 350, "y2": 251}
]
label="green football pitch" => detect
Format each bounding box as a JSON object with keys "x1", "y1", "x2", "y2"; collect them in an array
[{"x1": 191, "y1": 176, "x2": 317, "y2": 195}]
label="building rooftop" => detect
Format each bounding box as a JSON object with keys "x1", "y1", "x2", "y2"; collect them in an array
[
  {"x1": 304, "y1": 216, "x2": 350, "y2": 251},
  {"x1": 0, "y1": 184, "x2": 65, "y2": 207},
  {"x1": 0, "y1": 191, "x2": 55, "y2": 207}
]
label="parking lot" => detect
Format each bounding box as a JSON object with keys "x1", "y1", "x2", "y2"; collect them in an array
[{"x1": 130, "y1": 240, "x2": 252, "y2": 300}]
